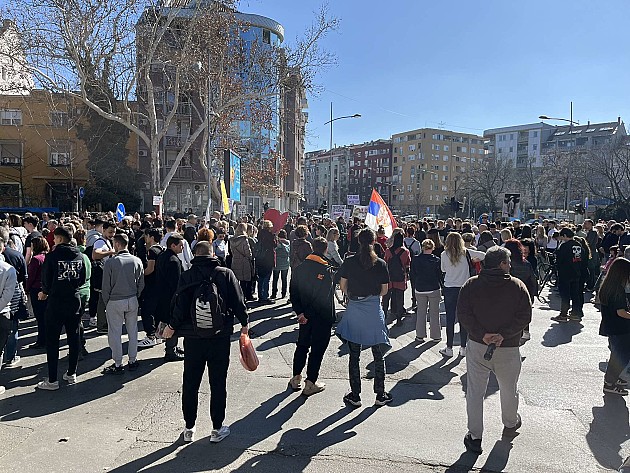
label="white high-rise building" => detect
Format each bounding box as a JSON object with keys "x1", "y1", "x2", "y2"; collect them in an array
[
  {"x1": 0, "y1": 20, "x2": 33, "y2": 95},
  {"x1": 483, "y1": 122, "x2": 556, "y2": 168}
]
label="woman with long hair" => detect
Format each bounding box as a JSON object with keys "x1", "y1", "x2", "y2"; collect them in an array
[
  {"x1": 325, "y1": 228, "x2": 343, "y2": 267},
  {"x1": 410, "y1": 239, "x2": 442, "y2": 341},
  {"x1": 440, "y1": 232, "x2": 485, "y2": 358},
  {"x1": 26, "y1": 236, "x2": 49, "y2": 348},
  {"x1": 336, "y1": 229, "x2": 392, "y2": 407},
  {"x1": 476, "y1": 230, "x2": 496, "y2": 253},
  {"x1": 597, "y1": 257, "x2": 630, "y2": 396},
  {"x1": 426, "y1": 228, "x2": 444, "y2": 257},
  {"x1": 383, "y1": 232, "x2": 411, "y2": 326},
  {"x1": 503, "y1": 239, "x2": 537, "y2": 341}
]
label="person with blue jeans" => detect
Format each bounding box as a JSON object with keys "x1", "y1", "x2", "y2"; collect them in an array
[
  {"x1": 440, "y1": 232, "x2": 485, "y2": 358},
  {"x1": 272, "y1": 229, "x2": 290, "y2": 299},
  {"x1": 255, "y1": 220, "x2": 277, "y2": 304}
]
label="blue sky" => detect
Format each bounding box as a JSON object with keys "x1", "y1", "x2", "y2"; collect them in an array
[{"x1": 244, "y1": 0, "x2": 630, "y2": 152}]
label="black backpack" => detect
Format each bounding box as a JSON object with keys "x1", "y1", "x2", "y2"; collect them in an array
[
  {"x1": 85, "y1": 237, "x2": 109, "y2": 290},
  {"x1": 388, "y1": 248, "x2": 405, "y2": 282},
  {"x1": 189, "y1": 268, "x2": 227, "y2": 338}
]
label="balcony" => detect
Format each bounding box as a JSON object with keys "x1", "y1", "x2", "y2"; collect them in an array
[
  {"x1": 161, "y1": 166, "x2": 194, "y2": 181},
  {"x1": 165, "y1": 135, "x2": 183, "y2": 147},
  {"x1": 518, "y1": 133, "x2": 529, "y2": 142}
]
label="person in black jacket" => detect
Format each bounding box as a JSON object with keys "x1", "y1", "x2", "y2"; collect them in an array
[
  {"x1": 288, "y1": 237, "x2": 335, "y2": 397},
  {"x1": 162, "y1": 241, "x2": 248, "y2": 444},
  {"x1": 155, "y1": 234, "x2": 185, "y2": 362},
  {"x1": 410, "y1": 239, "x2": 443, "y2": 341},
  {"x1": 36, "y1": 226, "x2": 87, "y2": 390},
  {"x1": 551, "y1": 228, "x2": 583, "y2": 323}
]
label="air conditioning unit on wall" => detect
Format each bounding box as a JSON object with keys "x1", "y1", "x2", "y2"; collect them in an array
[{"x1": 138, "y1": 150, "x2": 148, "y2": 157}]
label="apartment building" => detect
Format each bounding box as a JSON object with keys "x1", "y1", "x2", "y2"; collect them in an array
[
  {"x1": 304, "y1": 147, "x2": 351, "y2": 209},
  {"x1": 347, "y1": 139, "x2": 392, "y2": 205},
  {"x1": 390, "y1": 128, "x2": 486, "y2": 215},
  {"x1": 0, "y1": 91, "x2": 93, "y2": 209},
  {"x1": 483, "y1": 122, "x2": 556, "y2": 167}
]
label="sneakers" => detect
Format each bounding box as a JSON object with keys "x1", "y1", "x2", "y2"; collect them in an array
[
  {"x1": 503, "y1": 413, "x2": 522, "y2": 436},
  {"x1": 618, "y1": 378, "x2": 629, "y2": 387},
  {"x1": 459, "y1": 347, "x2": 467, "y2": 357},
  {"x1": 343, "y1": 392, "x2": 362, "y2": 407},
  {"x1": 568, "y1": 313, "x2": 583, "y2": 321},
  {"x1": 439, "y1": 347, "x2": 453, "y2": 358},
  {"x1": 36, "y1": 379, "x2": 59, "y2": 391},
  {"x1": 5, "y1": 356, "x2": 21, "y2": 368},
  {"x1": 302, "y1": 380, "x2": 326, "y2": 397},
  {"x1": 164, "y1": 352, "x2": 184, "y2": 362},
  {"x1": 464, "y1": 433, "x2": 483, "y2": 454},
  {"x1": 604, "y1": 382, "x2": 629, "y2": 396},
  {"x1": 551, "y1": 314, "x2": 569, "y2": 323},
  {"x1": 288, "y1": 374, "x2": 302, "y2": 391},
  {"x1": 102, "y1": 363, "x2": 124, "y2": 375},
  {"x1": 127, "y1": 360, "x2": 140, "y2": 372},
  {"x1": 89, "y1": 317, "x2": 97, "y2": 327},
  {"x1": 62, "y1": 372, "x2": 77, "y2": 384},
  {"x1": 138, "y1": 336, "x2": 159, "y2": 349},
  {"x1": 521, "y1": 330, "x2": 531, "y2": 341},
  {"x1": 210, "y1": 425, "x2": 230, "y2": 443},
  {"x1": 183, "y1": 426, "x2": 195, "y2": 443},
  {"x1": 375, "y1": 392, "x2": 393, "y2": 406},
  {"x1": 415, "y1": 336, "x2": 425, "y2": 343}
]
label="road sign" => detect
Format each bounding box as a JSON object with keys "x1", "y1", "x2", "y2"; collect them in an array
[
  {"x1": 116, "y1": 202, "x2": 125, "y2": 222},
  {"x1": 78, "y1": 187, "x2": 85, "y2": 199}
]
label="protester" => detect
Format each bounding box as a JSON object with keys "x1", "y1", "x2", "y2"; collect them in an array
[
  {"x1": 155, "y1": 234, "x2": 185, "y2": 362},
  {"x1": 101, "y1": 234, "x2": 145, "y2": 374},
  {"x1": 255, "y1": 220, "x2": 277, "y2": 304},
  {"x1": 139, "y1": 228, "x2": 163, "y2": 348},
  {"x1": 457, "y1": 246, "x2": 532, "y2": 454},
  {"x1": 25, "y1": 236, "x2": 49, "y2": 349},
  {"x1": 0, "y1": 237, "x2": 17, "y2": 395},
  {"x1": 503, "y1": 239, "x2": 537, "y2": 341},
  {"x1": 272, "y1": 229, "x2": 290, "y2": 300},
  {"x1": 440, "y1": 232, "x2": 485, "y2": 358},
  {"x1": 597, "y1": 258, "x2": 630, "y2": 396},
  {"x1": 336, "y1": 228, "x2": 392, "y2": 407},
  {"x1": 229, "y1": 223, "x2": 255, "y2": 301},
  {"x1": 289, "y1": 237, "x2": 335, "y2": 396},
  {"x1": 383, "y1": 232, "x2": 411, "y2": 327},
  {"x1": 163, "y1": 241, "x2": 248, "y2": 444},
  {"x1": 410, "y1": 239, "x2": 442, "y2": 342},
  {"x1": 551, "y1": 228, "x2": 584, "y2": 323},
  {"x1": 37, "y1": 226, "x2": 87, "y2": 390},
  {"x1": 325, "y1": 228, "x2": 343, "y2": 266}
]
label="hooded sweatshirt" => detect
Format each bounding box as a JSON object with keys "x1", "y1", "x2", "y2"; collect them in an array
[
  {"x1": 457, "y1": 268, "x2": 532, "y2": 347},
  {"x1": 41, "y1": 243, "x2": 87, "y2": 301}
]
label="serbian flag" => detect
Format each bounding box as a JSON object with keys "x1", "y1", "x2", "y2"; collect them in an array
[{"x1": 365, "y1": 189, "x2": 397, "y2": 237}]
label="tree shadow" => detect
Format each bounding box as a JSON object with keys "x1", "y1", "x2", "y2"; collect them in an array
[
  {"x1": 540, "y1": 322, "x2": 583, "y2": 347},
  {"x1": 586, "y1": 394, "x2": 630, "y2": 470}
]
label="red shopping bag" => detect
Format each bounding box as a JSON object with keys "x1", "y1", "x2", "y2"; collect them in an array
[{"x1": 239, "y1": 333, "x2": 259, "y2": 371}]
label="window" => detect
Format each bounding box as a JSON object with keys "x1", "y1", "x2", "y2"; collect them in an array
[
  {"x1": 48, "y1": 141, "x2": 72, "y2": 166},
  {"x1": 0, "y1": 109, "x2": 22, "y2": 125},
  {"x1": 441, "y1": 185, "x2": 448, "y2": 192},
  {"x1": 443, "y1": 155, "x2": 449, "y2": 161},
  {"x1": 409, "y1": 144, "x2": 416, "y2": 151},
  {"x1": 471, "y1": 148, "x2": 476, "y2": 153},
  {"x1": 407, "y1": 185, "x2": 412, "y2": 192},
  {"x1": 585, "y1": 128, "x2": 596, "y2": 133},
  {"x1": 532, "y1": 144, "x2": 538, "y2": 151},
  {"x1": 509, "y1": 147, "x2": 513, "y2": 152},
  {"x1": 498, "y1": 148, "x2": 503, "y2": 154},
  {"x1": 442, "y1": 165, "x2": 448, "y2": 171},
  {"x1": 262, "y1": 29, "x2": 271, "y2": 44},
  {"x1": 50, "y1": 111, "x2": 69, "y2": 128},
  {"x1": 461, "y1": 147, "x2": 467, "y2": 153},
  {"x1": 510, "y1": 134, "x2": 514, "y2": 140},
  {"x1": 408, "y1": 154, "x2": 415, "y2": 160},
  {"x1": 393, "y1": 166, "x2": 398, "y2": 172},
  {"x1": 599, "y1": 126, "x2": 614, "y2": 131},
  {"x1": 533, "y1": 131, "x2": 538, "y2": 138},
  {"x1": 444, "y1": 145, "x2": 449, "y2": 151},
  {"x1": 0, "y1": 142, "x2": 22, "y2": 166},
  {"x1": 442, "y1": 175, "x2": 448, "y2": 181}
]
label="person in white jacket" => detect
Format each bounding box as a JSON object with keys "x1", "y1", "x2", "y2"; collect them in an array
[
  {"x1": 325, "y1": 228, "x2": 343, "y2": 266},
  {"x1": 0, "y1": 237, "x2": 18, "y2": 396}
]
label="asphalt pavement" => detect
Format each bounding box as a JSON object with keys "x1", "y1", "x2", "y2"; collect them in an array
[{"x1": 0, "y1": 284, "x2": 627, "y2": 473}]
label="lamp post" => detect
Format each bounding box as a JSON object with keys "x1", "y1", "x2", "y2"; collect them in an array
[
  {"x1": 324, "y1": 103, "x2": 360, "y2": 207},
  {"x1": 539, "y1": 102, "x2": 580, "y2": 213}
]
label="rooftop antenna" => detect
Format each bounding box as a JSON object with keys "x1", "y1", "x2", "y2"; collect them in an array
[{"x1": 438, "y1": 121, "x2": 446, "y2": 129}]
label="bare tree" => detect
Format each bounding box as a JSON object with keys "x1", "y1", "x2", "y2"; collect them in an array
[
  {"x1": 460, "y1": 158, "x2": 514, "y2": 215},
  {"x1": 583, "y1": 141, "x2": 630, "y2": 217},
  {"x1": 3, "y1": 0, "x2": 338, "y2": 211}
]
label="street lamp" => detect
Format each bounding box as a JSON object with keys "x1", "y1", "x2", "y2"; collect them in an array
[
  {"x1": 539, "y1": 101, "x2": 580, "y2": 212},
  {"x1": 324, "y1": 102, "x2": 361, "y2": 207}
]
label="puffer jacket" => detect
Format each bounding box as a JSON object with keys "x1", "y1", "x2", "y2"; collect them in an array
[
  {"x1": 274, "y1": 239, "x2": 290, "y2": 271},
  {"x1": 290, "y1": 238, "x2": 312, "y2": 270}
]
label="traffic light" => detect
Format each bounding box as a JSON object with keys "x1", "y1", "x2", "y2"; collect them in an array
[{"x1": 456, "y1": 200, "x2": 464, "y2": 212}]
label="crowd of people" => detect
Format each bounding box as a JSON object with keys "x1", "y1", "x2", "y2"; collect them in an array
[{"x1": 0, "y1": 208, "x2": 628, "y2": 454}]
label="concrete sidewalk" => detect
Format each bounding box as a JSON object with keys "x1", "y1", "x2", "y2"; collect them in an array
[{"x1": 0, "y1": 286, "x2": 627, "y2": 472}]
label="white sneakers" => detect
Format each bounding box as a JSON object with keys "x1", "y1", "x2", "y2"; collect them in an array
[
  {"x1": 459, "y1": 347, "x2": 467, "y2": 357},
  {"x1": 521, "y1": 330, "x2": 531, "y2": 341},
  {"x1": 63, "y1": 372, "x2": 77, "y2": 384},
  {"x1": 89, "y1": 317, "x2": 97, "y2": 327},
  {"x1": 183, "y1": 426, "x2": 195, "y2": 443},
  {"x1": 210, "y1": 425, "x2": 230, "y2": 443},
  {"x1": 5, "y1": 356, "x2": 21, "y2": 368},
  {"x1": 36, "y1": 379, "x2": 59, "y2": 391},
  {"x1": 439, "y1": 347, "x2": 453, "y2": 358},
  {"x1": 138, "y1": 336, "x2": 160, "y2": 348},
  {"x1": 181, "y1": 425, "x2": 230, "y2": 443}
]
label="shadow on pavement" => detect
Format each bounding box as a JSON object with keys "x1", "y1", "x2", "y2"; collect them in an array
[
  {"x1": 540, "y1": 321, "x2": 583, "y2": 347},
  {"x1": 108, "y1": 389, "x2": 377, "y2": 473},
  {"x1": 586, "y1": 394, "x2": 630, "y2": 470},
  {"x1": 389, "y1": 356, "x2": 462, "y2": 405},
  {"x1": 444, "y1": 451, "x2": 480, "y2": 472},
  {"x1": 481, "y1": 437, "x2": 514, "y2": 472}
]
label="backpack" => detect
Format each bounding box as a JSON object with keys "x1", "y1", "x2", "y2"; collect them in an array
[
  {"x1": 85, "y1": 237, "x2": 109, "y2": 290},
  {"x1": 404, "y1": 238, "x2": 420, "y2": 256},
  {"x1": 387, "y1": 248, "x2": 405, "y2": 282},
  {"x1": 190, "y1": 268, "x2": 227, "y2": 338}
]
